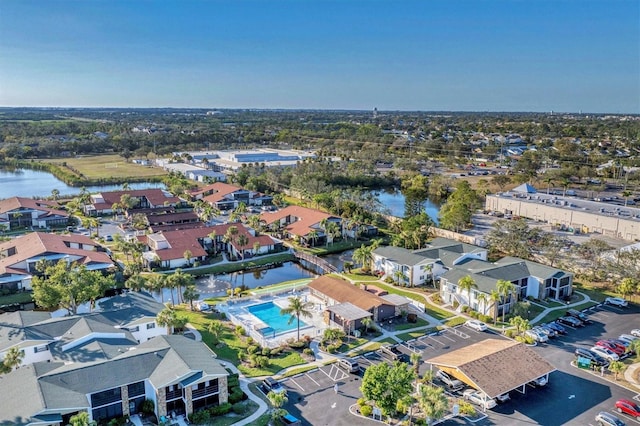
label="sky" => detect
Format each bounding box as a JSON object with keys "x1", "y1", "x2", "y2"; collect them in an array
[{"x1": 0, "y1": 0, "x2": 638, "y2": 113}]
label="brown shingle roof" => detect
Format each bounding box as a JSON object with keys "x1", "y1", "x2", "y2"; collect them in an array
[
  {"x1": 427, "y1": 338, "x2": 556, "y2": 398},
  {"x1": 307, "y1": 275, "x2": 386, "y2": 312},
  {"x1": 0, "y1": 232, "x2": 113, "y2": 274},
  {"x1": 0, "y1": 197, "x2": 68, "y2": 218},
  {"x1": 259, "y1": 205, "x2": 335, "y2": 237}
]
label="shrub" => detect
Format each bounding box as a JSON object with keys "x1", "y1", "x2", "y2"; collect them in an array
[
  {"x1": 228, "y1": 386, "x2": 244, "y2": 404},
  {"x1": 480, "y1": 314, "x2": 493, "y2": 323},
  {"x1": 505, "y1": 329, "x2": 517, "y2": 338},
  {"x1": 246, "y1": 336, "x2": 255, "y2": 345},
  {"x1": 303, "y1": 348, "x2": 314, "y2": 356},
  {"x1": 247, "y1": 345, "x2": 260, "y2": 355},
  {"x1": 431, "y1": 293, "x2": 443, "y2": 304},
  {"x1": 453, "y1": 300, "x2": 460, "y2": 309},
  {"x1": 360, "y1": 405, "x2": 373, "y2": 417},
  {"x1": 270, "y1": 347, "x2": 284, "y2": 356},
  {"x1": 141, "y1": 399, "x2": 155, "y2": 415},
  {"x1": 209, "y1": 402, "x2": 232, "y2": 416},
  {"x1": 232, "y1": 401, "x2": 249, "y2": 415},
  {"x1": 235, "y1": 325, "x2": 245, "y2": 336},
  {"x1": 461, "y1": 306, "x2": 469, "y2": 313},
  {"x1": 357, "y1": 398, "x2": 367, "y2": 407},
  {"x1": 458, "y1": 400, "x2": 476, "y2": 416},
  {"x1": 191, "y1": 409, "x2": 210, "y2": 425},
  {"x1": 261, "y1": 347, "x2": 271, "y2": 357}
]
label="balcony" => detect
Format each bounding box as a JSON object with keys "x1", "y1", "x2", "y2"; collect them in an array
[{"x1": 192, "y1": 384, "x2": 219, "y2": 400}]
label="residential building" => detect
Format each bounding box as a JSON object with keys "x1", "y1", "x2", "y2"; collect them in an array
[
  {"x1": 371, "y1": 238, "x2": 487, "y2": 286},
  {"x1": 0, "y1": 197, "x2": 70, "y2": 231},
  {"x1": 439, "y1": 256, "x2": 573, "y2": 318},
  {"x1": 260, "y1": 205, "x2": 341, "y2": 245},
  {"x1": 84, "y1": 189, "x2": 181, "y2": 216},
  {"x1": 187, "y1": 182, "x2": 272, "y2": 210},
  {"x1": 0, "y1": 232, "x2": 115, "y2": 292},
  {"x1": 0, "y1": 292, "x2": 229, "y2": 424},
  {"x1": 308, "y1": 276, "x2": 407, "y2": 331}
]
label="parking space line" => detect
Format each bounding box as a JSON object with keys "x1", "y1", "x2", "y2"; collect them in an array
[
  {"x1": 318, "y1": 364, "x2": 348, "y2": 382},
  {"x1": 427, "y1": 335, "x2": 447, "y2": 346},
  {"x1": 305, "y1": 372, "x2": 321, "y2": 387},
  {"x1": 288, "y1": 378, "x2": 305, "y2": 392},
  {"x1": 439, "y1": 332, "x2": 456, "y2": 342},
  {"x1": 612, "y1": 409, "x2": 640, "y2": 425}
]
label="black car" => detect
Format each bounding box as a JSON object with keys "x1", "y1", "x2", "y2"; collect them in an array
[
  {"x1": 575, "y1": 348, "x2": 609, "y2": 367},
  {"x1": 544, "y1": 321, "x2": 567, "y2": 335},
  {"x1": 567, "y1": 309, "x2": 592, "y2": 324},
  {"x1": 557, "y1": 315, "x2": 584, "y2": 327},
  {"x1": 262, "y1": 377, "x2": 285, "y2": 394}
]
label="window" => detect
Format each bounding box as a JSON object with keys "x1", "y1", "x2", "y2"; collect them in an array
[
  {"x1": 129, "y1": 326, "x2": 139, "y2": 332},
  {"x1": 146, "y1": 323, "x2": 155, "y2": 330},
  {"x1": 34, "y1": 345, "x2": 48, "y2": 353},
  {"x1": 128, "y1": 381, "x2": 145, "y2": 398}
]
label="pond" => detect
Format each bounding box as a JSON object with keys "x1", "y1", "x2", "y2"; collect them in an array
[
  {"x1": 373, "y1": 188, "x2": 441, "y2": 223},
  {"x1": 0, "y1": 168, "x2": 163, "y2": 199},
  {"x1": 152, "y1": 261, "x2": 316, "y2": 301}
]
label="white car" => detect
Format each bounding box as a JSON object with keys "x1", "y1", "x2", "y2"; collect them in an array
[
  {"x1": 496, "y1": 393, "x2": 511, "y2": 403},
  {"x1": 528, "y1": 376, "x2": 547, "y2": 387},
  {"x1": 605, "y1": 297, "x2": 628, "y2": 307},
  {"x1": 632, "y1": 329, "x2": 640, "y2": 338},
  {"x1": 465, "y1": 320, "x2": 488, "y2": 332},
  {"x1": 590, "y1": 346, "x2": 620, "y2": 361},
  {"x1": 525, "y1": 329, "x2": 549, "y2": 343},
  {"x1": 463, "y1": 389, "x2": 497, "y2": 409}
]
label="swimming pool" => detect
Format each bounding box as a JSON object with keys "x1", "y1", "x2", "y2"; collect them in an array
[{"x1": 247, "y1": 301, "x2": 309, "y2": 335}]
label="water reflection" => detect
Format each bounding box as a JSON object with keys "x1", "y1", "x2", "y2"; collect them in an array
[
  {"x1": 374, "y1": 188, "x2": 440, "y2": 222},
  {"x1": 0, "y1": 168, "x2": 163, "y2": 199}
]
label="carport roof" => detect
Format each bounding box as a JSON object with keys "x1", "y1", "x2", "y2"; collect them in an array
[
  {"x1": 427, "y1": 338, "x2": 556, "y2": 398},
  {"x1": 326, "y1": 302, "x2": 372, "y2": 321}
]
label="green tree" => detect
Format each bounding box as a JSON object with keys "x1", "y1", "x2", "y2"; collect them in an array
[
  {"x1": 629, "y1": 339, "x2": 640, "y2": 362},
  {"x1": 32, "y1": 260, "x2": 113, "y2": 315},
  {"x1": 577, "y1": 239, "x2": 613, "y2": 281},
  {"x1": 182, "y1": 285, "x2": 200, "y2": 310},
  {"x1": 360, "y1": 361, "x2": 416, "y2": 417},
  {"x1": 608, "y1": 360, "x2": 625, "y2": 381},
  {"x1": 147, "y1": 273, "x2": 167, "y2": 303},
  {"x1": 457, "y1": 275, "x2": 477, "y2": 307},
  {"x1": 487, "y1": 219, "x2": 541, "y2": 259},
  {"x1": 2, "y1": 346, "x2": 24, "y2": 371},
  {"x1": 125, "y1": 273, "x2": 147, "y2": 292},
  {"x1": 156, "y1": 306, "x2": 179, "y2": 335},
  {"x1": 207, "y1": 320, "x2": 225, "y2": 345},
  {"x1": 267, "y1": 390, "x2": 288, "y2": 424},
  {"x1": 617, "y1": 278, "x2": 637, "y2": 301},
  {"x1": 509, "y1": 315, "x2": 530, "y2": 335},
  {"x1": 417, "y1": 384, "x2": 448, "y2": 424},
  {"x1": 496, "y1": 279, "x2": 516, "y2": 323},
  {"x1": 438, "y1": 181, "x2": 479, "y2": 232},
  {"x1": 280, "y1": 296, "x2": 314, "y2": 341},
  {"x1": 68, "y1": 411, "x2": 95, "y2": 426}
]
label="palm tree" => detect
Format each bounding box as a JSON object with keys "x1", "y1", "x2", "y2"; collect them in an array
[
  {"x1": 236, "y1": 234, "x2": 249, "y2": 259},
  {"x1": 608, "y1": 361, "x2": 625, "y2": 381},
  {"x1": 307, "y1": 229, "x2": 319, "y2": 247},
  {"x1": 622, "y1": 190, "x2": 632, "y2": 207},
  {"x1": 148, "y1": 273, "x2": 167, "y2": 303},
  {"x1": 253, "y1": 241, "x2": 261, "y2": 256},
  {"x1": 352, "y1": 244, "x2": 373, "y2": 273},
  {"x1": 182, "y1": 285, "x2": 199, "y2": 310},
  {"x1": 208, "y1": 230, "x2": 218, "y2": 255},
  {"x1": 125, "y1": 273, "x2": 146, "y2": 292},
  {"x1": 477, "y1": 293, "x2": 488, "y2": 316},
  {"x1": 280, "y1": 296, "x2": 314, "y2": 341},
  {"x1": 496, "y1": 279, "x2": 516, "y2": 323},
  {"x1": 418, "y1": 384, "x2": 448, "y2": 424},
  {"x1": 361, "y1": 317, "x2": 373, "y2": 334},
  {"x1": 560, "y1": 177, "x2": 571, "y2": 197},
  {"x1": 457, "y1": 275, "x2": 477, "y2": 308},
  {"x1": 51, "y1": 188, "x2": 60, "y2": 200},
  {"x1": 156, "y1": 306, "x2": 178, "y2": 334},
  {"x1": 410, "y1": 352, "x2": 422, "y2": 378},
  {"x1": 267, "y1": 390, "x2": 288, "y2": 424},
  {"x1": 489, "y1": 290, "x2": 501, "y2": 323},
  {"x1": 394, "y1": 269, "x2": 405, "y2": 286},
  {"x1": 2, "y1": 346, "x2": 24, "y2": 371},
  {"x1": 207, "y1": 320, "x2": 225, "y2": 345},
  {"x1": 543, "y1": 176, "x2": 555, "y2": 195},
  {"x1": 68, "y1": 411, "x2": 94, "y2": 426}
]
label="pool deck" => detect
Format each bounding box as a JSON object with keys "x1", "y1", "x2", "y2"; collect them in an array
[{"x1": 220, "y1": 289, "x2": 328, "y2": 348}]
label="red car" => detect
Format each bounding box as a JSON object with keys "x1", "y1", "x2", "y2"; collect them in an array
[
  {"x1": 596, "y1": 340, "x2": 626, "y2": 356},
  {"x1": 615, "y1": 399, "x2": 640, "y2": 421}
]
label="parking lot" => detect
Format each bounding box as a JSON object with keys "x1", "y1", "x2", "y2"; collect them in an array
[{"x1": 277, "y1": 302, "x2": 640, "y2": 426}]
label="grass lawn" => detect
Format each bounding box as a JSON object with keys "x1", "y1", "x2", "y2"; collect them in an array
[
  {"x1": 347, "y1": 340, "x2": 391, "y2": 356},
  {"x1": 251, "y1": 279, "x2": 313, "y2": 296},
  {"x1": 0, "y1": 291, "x2": 34, "y2": 305},
  {"x1": 343, "y1": 272, "x2": 381, "y2": 282},
  {"x1": 535, "y1": 301, "x2": 599, "y2": 324},
  {"x1": 281, "y1": 364, "x2": 320, "y2": 377},
  {"x1": 394, "y1": 317, "x2": 429, "y2": 330},
  {"x1": 214, "y1": 400, "x2": 264, "y2": 426},
  {"x1": 41, "y1": 155, "x2": 167, "y2": 180},
  {"x1": 175, "y1": 307, "x2": 306, "y2": 377},
  {"x1": 336, "y1": 337, "x2": 368, "y2": 353},
  {"x1": 443, "y1": 317, "x2": 466, "y2": 327},
  {"x1": 397, "y1": 330, "x2": 428, "y2": 341}
]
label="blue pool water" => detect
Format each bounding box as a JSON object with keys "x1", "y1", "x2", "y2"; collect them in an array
[{"x1": 247, "y1": 301, "x2": 309, "y2": 335}]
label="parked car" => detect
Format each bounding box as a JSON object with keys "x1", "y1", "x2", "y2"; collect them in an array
[
  {"x1": 618, "y1": 334, "x2": 639, "y2": 345},
  {"x1": 591, "y1": 346, "x2": 620, "y2": 361},
  {"x1": 496, "y1": 392, "x2": 510, "y2": 403},
  {"x1": 463, "y1": 389, "x2": 497, "y2": 409},
  {"x1": 595, "y1": 411, "x2": 626, "y2": 426},
  {"x1": 378, "y1": 345, "x2": 410, "y2": 363},
  {"x1": 610, "y1": 338, "x2": 632, "y2": 351},
  {"x1": 337, "y1": 357, "x2": 360, "y2": 373},
  {"x1": 528, "y1": 376, "x2": 547, "y2": 387},
  {"x1": 605, "y1": 297, "x2": 628, "y2": 307},
  {"x1": 436, "y1": 370, "x2": 464, "y2": 391},
  {"x1": 281, "y1": 412, "x2": 302, "y2": 426},
  {"x1": 465, "y1": 319, "x2": 488, "y2": 332},
  {"x1": 575, "y1": 348, "x2": 609, "y2": 367},
  {"x1": 632, "y1": 329, "x2": 640, "y2": 338},
  {"x1": 525, "y1": 329, "x2": 549, "y2": 343},
  {"x1": 557, "y1": 315, "x2": 584, "y2": 327},
  {"x1": 262, "y1": 377, "x2": 286, "y2": 394},
  {"x1": 544, "y1": 321, "x2": 567, "y2": 335},
  {"x1": 615, "y1": 399, "x2": 640, "y2": 421},
  {"x1": 534, "y1": 325, "x2": 557, "y2": 338},
  {"x1": 566, "y1": 309, "x2": 592, "y2": 324},
  {"x1": 596, "y1": 340, "x2": 626, "y2": 356},
  {"x1": 104, "y1": 234, "x2": 113, "y2": 242}
]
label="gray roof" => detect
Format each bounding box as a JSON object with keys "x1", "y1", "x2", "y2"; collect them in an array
[
  {"x1": 98, "y1": 291, "x2": 165, "y2": 326},
  {"x1": 0, "y1": 335, "x2": 228, "y2": 423},
  {"x1": 326, "y1": 302, "x2": 373, "y2": 322},
  {"x1": 496, "y1": 257, "x2": 571, "y2": 279},
  {"x1": 380, "y1": 294, "x2": 411, "y2": 306},
  {"x1": 373, "y1": 246, "x2": 432, "y2": 267}
]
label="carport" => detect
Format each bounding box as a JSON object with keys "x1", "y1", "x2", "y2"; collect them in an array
[{"x1": 427, "y1": 338, "x2": 556, "y2": 404}]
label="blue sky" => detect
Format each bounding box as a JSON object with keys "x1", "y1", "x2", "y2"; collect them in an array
[{"x1": 0, "y1": 0, "x2": 638, "y2": 113}]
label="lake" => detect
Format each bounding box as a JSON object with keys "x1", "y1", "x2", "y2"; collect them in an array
[
  {"x1": 374, "y1": 188, "x2": 441, "y2": 223},
  {"x1": 0, "y1": 168, "x2": 164, "y2": 199}
]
